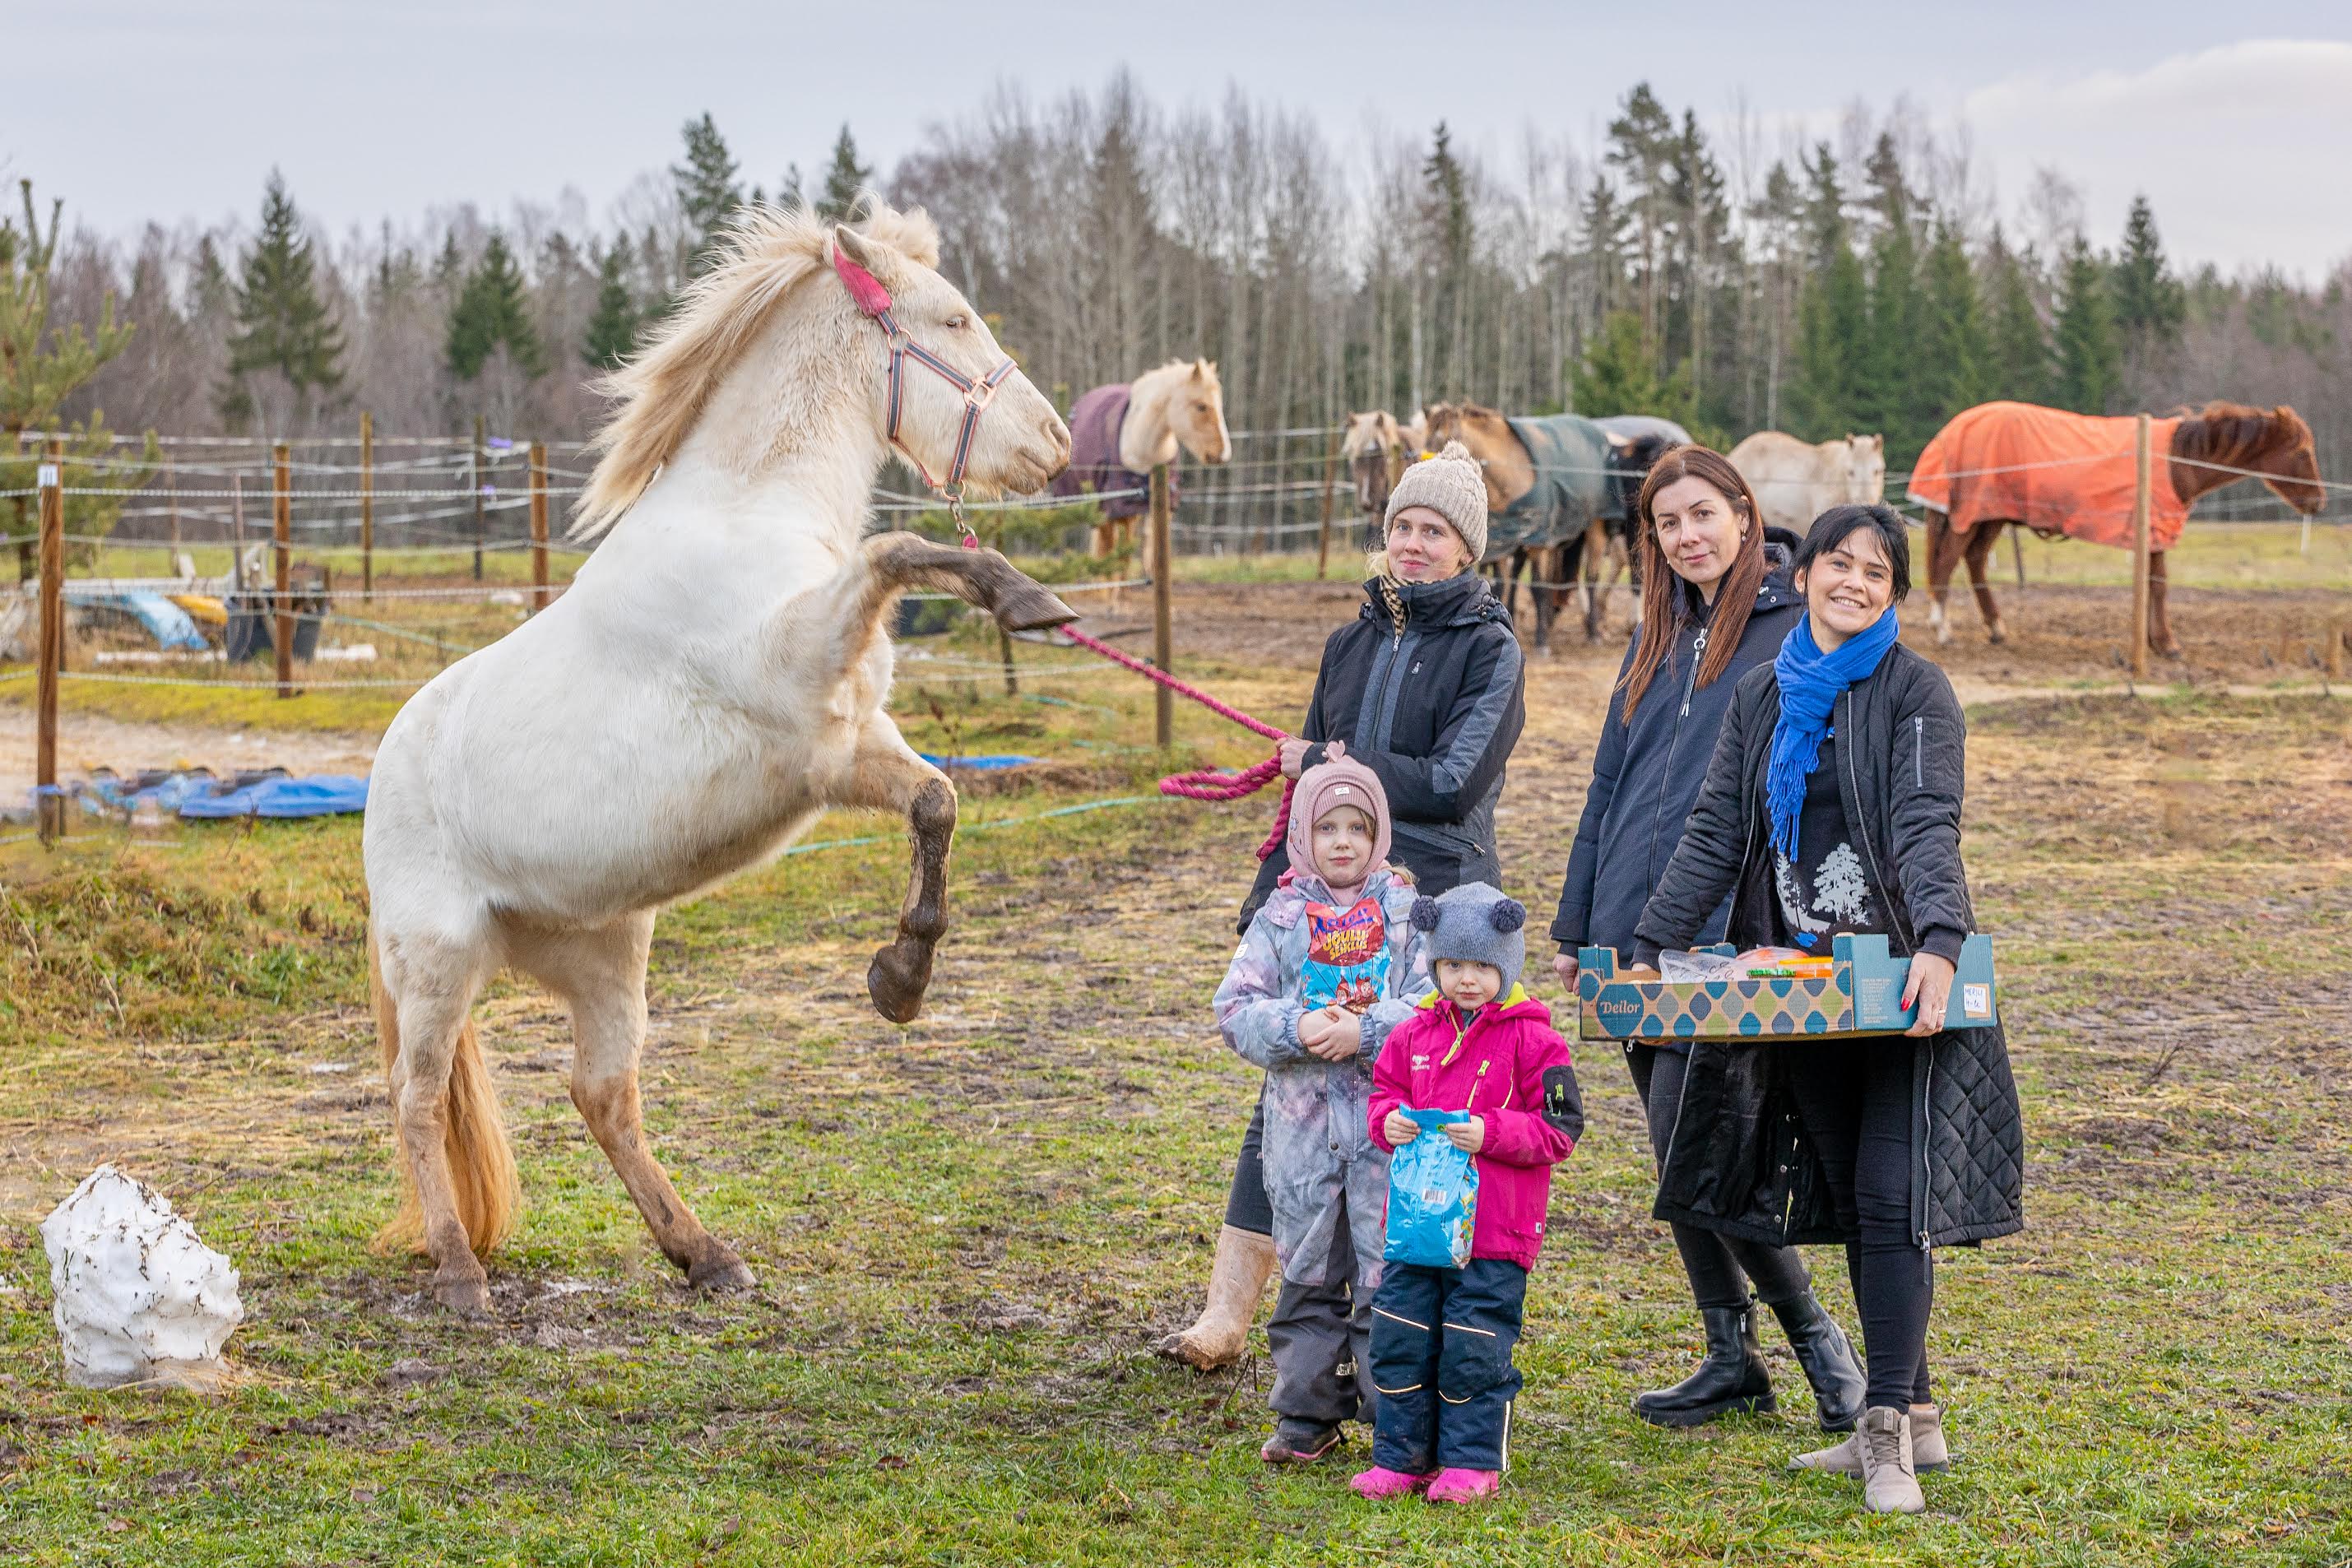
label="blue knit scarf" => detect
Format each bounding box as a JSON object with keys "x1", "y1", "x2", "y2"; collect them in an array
[{"x1": 1767, "y1": 608, "x2": 1901, "y2": 861}]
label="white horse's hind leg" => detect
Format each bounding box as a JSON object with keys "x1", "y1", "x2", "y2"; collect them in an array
[
  {"x1": 839, "y1": 724, "x2": 958, "y2": 1023},
  {"x1": 507, "y1": 913, "x2": 754, "y2": 1292},
  {"x1": 381, "y1": 930, "x2": 503, "y2": 1313}
]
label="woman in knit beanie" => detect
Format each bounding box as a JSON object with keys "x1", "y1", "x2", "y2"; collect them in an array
[{"x1": 1157, "y1": 433, "x2": 1529, "y2": 1375}]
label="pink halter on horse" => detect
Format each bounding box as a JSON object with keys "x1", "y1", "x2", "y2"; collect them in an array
[{"x1": 833, "y1": 243, "x2": 1018, "y2": 545}]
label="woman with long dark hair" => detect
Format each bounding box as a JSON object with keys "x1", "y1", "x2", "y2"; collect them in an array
[
  {"x1": 1631, "y1": 505, "x2": 2024, "y2": 1513},
  {"x1": 1550, "y1": 447, "x2": 1866, "y2": 1432}
]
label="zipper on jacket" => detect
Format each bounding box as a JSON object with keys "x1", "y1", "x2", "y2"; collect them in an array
[
  {"x1": 1468, "y1": 1057, "x2": 1494, "y2": 1112},
  {"x1": 1642, "y1": 622, "x2": 1707, "y2": 884},
  {"x1": 1840, "y1": 689, "x2": 1918, "y2": 954},
  {"x1": 1372, "y1": 630, "x2": 1420, "y2": 751},
  {"x1": 1918, "y1": 1050, "x2": 1935, "y2": 1250},
  {"x1": 1678, "y1": 626, "x2": 1709, "y2": 717},
  {"x1": 1914, "y1": 715, "x2": 1924, "y2": 789}
]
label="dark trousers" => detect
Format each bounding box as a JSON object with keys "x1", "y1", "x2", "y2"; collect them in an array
[
  {"x1": 1626, "y1": 1044, "x2": 1812, "y2": 1309},
  {"x1": 1266, "y1": 1193, "x2": 1374, "y2": 1427},
  {"x1": 1367, "y1": 1259, "x2": 1528, "y2": 1474},
  {"x1": 1784, "y1": 1040, "x2": 1934, "y2": 1410},
  {"x1": 1225, "y1": 1095, "x2": 1274, "y2": 1235}
]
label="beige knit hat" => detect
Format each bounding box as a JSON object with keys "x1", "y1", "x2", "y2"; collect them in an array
[{"x1": 1383, "y1": 439, "x2": 1490, "y2": 564}]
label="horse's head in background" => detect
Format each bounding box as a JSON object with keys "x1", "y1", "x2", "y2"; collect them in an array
[
  {"x1": 1844, "y1": 434, "x2": 1887, "y2": 505},
  {"x1": 1343, "y1": 411, "x2": 1403, "y2": 513},
  {"x1": 1170, "y1": 360, "x2": 1232, "y2": 466},
  {"x1": 577, "y1": 202, "x2": 1070, "y2": 536},
  {"x1": 1422, "y1": 402, "x2": 1526, "y2": 514},
  {"x1": 2174, "y1": 402, "x2": 2324, "y2": 515}
]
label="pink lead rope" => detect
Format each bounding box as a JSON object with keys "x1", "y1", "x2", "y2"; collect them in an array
[{"x1": 1056, "y1": 627, "x2": 1297, "y2": 862}]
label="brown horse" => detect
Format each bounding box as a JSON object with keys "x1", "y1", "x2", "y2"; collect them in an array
[
  {"x1": 1920, "y1": 401, "x2": 2322, "y2": 656},
  {"x1": 1423, "y1": 401, "x2": 1666, "y2": 648}
]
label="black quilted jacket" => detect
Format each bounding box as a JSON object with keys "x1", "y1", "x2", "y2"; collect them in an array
[{"x1": 1631, "y1": 642, "x2": 2025, "y2": 1249}]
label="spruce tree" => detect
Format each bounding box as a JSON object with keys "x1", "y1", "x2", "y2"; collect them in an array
[
  {"x1": 220, "y1": 170, "x2": 344, "y2": 426},
  {"x1": 817, "y1": 125, "x2": 874, "y2": 222},
  {"x1": 1982, "y1": 230, "x2": 2052, "y2": 406},
  {"x1": 2052, "y1": 237, "x2": 2120, "y2": 414},
  {"x1": 1572, "y1": 309, "x2": 1699, "y2": 431},
  {"x1": 1911, "y1": 223, "x2": 1988, "y2": 463},
  {"x1": 2109, "y1": 194, "x2": 2185, "y2": 356},
  {"x1": 446, "y1": 232, "x2": 545, "y2": 382},
  {"x1": 1862, "y1": 214, "x2": 1924, "y2": 451},
  {"x1": 582, "y1": 244, "x2": 641, "y2": 370},
  {"x1": 1787, "y1": 146, "x2": 1866, "y2": 439},
  {"x1": 673, "y1": 112, "x2": 743, "y2": 275}
]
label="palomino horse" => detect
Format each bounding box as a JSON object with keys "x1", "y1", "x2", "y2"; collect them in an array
[
  {"x1": 1422, "y1": 402, "x2": 1672, "y2": 648},
  {"x1": 1727, "y1": 431, "x2": 1886, "y2": 540},
  {"x1": 1052, "y1": 360, "x2": 1231, "y2": 557},
  {"x1": 1914, "y1": 401, "x2": 2322, "y2": 656},
  {"x1": 362, "y1": 203, "x2": 1077, "y2": 1313},
  {"x1": 1342, "y1": 410, "x2": 1408, "y2": 528}
]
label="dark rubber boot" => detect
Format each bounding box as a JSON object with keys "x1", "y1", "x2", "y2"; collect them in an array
[
  {"x1": 1766, "y1": 1289, "x2": 1867, "y2": 1433},
  {"x1": 1632, "y1": 1302, "x2": 1776, "y2": 1427}
]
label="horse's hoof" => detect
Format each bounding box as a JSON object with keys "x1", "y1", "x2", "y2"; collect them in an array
[
  {"x1": 868, "y1": 942, "x2": 933, "y2": 1023},
  {"x1": 995, "y1": 584, "x2": 1079, "y2": 633},
  {"x1": 433, "y1": 1270, "x2": 491, "y2": 1316},
  {"x1": 687, "y1": 1249, "x2": 756, "y2": 1293},
  {"x1": 2159, "y1": 644, "x2": 2184, "y2": 661},
  {"x1": 1987, "y1": 628, "x2": 2007, "y2": 646}
]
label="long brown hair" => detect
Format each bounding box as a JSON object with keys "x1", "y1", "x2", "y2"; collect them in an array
[{"x1": 1617, "y1": 445, "x2": 1770, "y2": 719}]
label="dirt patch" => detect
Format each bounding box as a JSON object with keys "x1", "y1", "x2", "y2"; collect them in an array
[{"x1": 0, "y1": 707, "x2": 377, "y2": 805}]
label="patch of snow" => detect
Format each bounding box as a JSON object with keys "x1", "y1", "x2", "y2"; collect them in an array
[{"x1": 40, "y1": 1166, "x2": 243, "y2": 1389}]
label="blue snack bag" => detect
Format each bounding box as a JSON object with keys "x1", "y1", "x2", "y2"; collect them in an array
[{"x1": 1382, "y1": 1108, "x2": 1479, "y2": 1269}]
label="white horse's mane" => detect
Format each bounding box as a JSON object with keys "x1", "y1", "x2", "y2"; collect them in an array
[{"x1": 574, "y1": 199, "x2": 944, "y2": 537}]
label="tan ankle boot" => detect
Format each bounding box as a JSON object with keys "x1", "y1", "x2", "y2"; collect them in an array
[
  {"x1": 1154, "y1": 1225, "x2": 1277, "y2": 1371},
  {"x1": 1790, "y1": 1403, "x2": 1950, "y2": 1475},
  {"x1": 1858, "y1": 1406, "x2": 1925, "y2": 1515}
]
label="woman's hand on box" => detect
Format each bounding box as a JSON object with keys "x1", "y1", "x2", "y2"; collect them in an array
[
  {"x1": 1902, "y1": 951, "x2": 1957, "y2": 1037},
  {"x1": 1552, "y1": 952, "x2": 1580, "y2": 990}
]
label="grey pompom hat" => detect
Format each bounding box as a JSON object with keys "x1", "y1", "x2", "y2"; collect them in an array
[
  {"x1": 1384, "y1": 439, "x2": 1490, "y2": 564},
  {"x1": 1408, "y1": 881, "x2": 1529, "y2": 996}
]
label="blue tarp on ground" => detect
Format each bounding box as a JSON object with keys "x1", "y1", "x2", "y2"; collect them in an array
[
  {"x1": 71, "y1": 768, "x2": 369, "y2": 820},
  {"x1": 916, "y1": 753, "x2": 1044, "y2": 771}
]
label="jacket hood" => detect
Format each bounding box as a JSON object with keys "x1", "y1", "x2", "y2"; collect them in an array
[
  {"x1": 1417, "y1": 982, "x2": 1552, "y2": 1028},
  {"x1": 1360, "y1": 569, "x2": 1509, "y2": 633}
]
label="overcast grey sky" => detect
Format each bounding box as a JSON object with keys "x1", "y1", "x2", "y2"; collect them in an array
[{"x1": 8, "y1": 2, "x2": 2350, "y2": 277}]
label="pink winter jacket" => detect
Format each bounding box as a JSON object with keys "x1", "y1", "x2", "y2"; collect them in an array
[{"x1": 1368, "y1": 987, "x2": 1586, "y2": 1270}]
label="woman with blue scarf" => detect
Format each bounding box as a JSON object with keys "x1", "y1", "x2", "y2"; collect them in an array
[{"x1": 1628, "y1": 506, "x2": 2024, "y2": 1517}]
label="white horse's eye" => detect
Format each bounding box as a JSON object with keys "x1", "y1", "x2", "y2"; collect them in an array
[{"x1": 946, "y1": 314, "x2": 969, "y2": 330}]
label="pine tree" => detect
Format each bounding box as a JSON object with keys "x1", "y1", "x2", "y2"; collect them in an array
[
  {"x1": 673, "y1": 112, "x2": 743, "y2": 275},
  {"x1": 1913, "y1": 222, "x2": 1988, "y2": 455},
  {"x1": 1572, "y1": 310, "x2": 1700, "y2": 432},
  {"x1": 220, "y1": 170, "x2": 344, "y2": 427},
  {"x1": 582, "y1": 244, "x2": 641, "y2": 370},
  {"x1": 2052, "y1": 237, "x2": 2120, "y2": 414},
  {"x1": 1606, "y1": 85, "x2": 1676, "y2": 357},
  {"x1": 188, "y1": 234, "x2": 234, "y2": 320},
  {"x1": 1982, "y1": 230, "x2": 2052, "y2": 406},
  {"x1": 1788, "y1": 148, "x2": 1865, "y2": 440},
  {"x1": 446, "y1": 232, "x2": 545, "y2": 382},
  {"x1": 2109, "y1": 194, "x2": 2185, "y2": 357},
  {"x1": 1576, "y1": 174, "x2": 1631, "y2": 322},
  {"x1": 777, "y1": 164, "x2": 805, "y2": 213},
  {"x1": 817, "y1": 125, "x2": 873, "y2": 222},
  {"x1": 1419, "y1": 123, "x2": 1473, "y2": 396},
  {"x1": 1862, "y1": 206, "x2": 1924, "y2": 452}
]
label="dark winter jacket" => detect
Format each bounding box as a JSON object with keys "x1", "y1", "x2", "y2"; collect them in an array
[
  {"x1": 1240, "y1": 572, "x2": 1525, "y2": 932},
  {"x1": 1631, "y1": 641, "x2": 2025, "y2": 1250},
  {"x1": 1550, "y1": 536, "x2": 1804, "y2": 959}
]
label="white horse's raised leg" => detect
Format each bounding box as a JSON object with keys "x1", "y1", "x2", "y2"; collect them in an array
[
  {"x1": 506, "y1": 914, "x2": 754, "y2": 1292},
  {"x1": 840, "y1": 724, "x2": 958, "y2": 1023}
]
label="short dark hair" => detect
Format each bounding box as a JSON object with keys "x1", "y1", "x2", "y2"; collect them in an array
[{"x1": 1796, "y1": 504, "x2": 1912, "y2": 601}]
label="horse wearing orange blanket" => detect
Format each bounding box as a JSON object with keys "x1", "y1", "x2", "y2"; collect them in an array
[{"x1": 1913, "y1": 401, "x2": 2322, "y2": 656}]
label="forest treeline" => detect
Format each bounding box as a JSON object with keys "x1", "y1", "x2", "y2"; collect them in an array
[{"x1": 17, "y1": 73, "x2": 2352, "y2": 496}]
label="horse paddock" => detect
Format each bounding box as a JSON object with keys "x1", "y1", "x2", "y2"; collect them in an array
[{"x1": 2, "y1": 557, "x2": 2348, "y2": 1566}]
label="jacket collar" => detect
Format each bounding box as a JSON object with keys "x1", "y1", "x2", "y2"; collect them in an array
[
  {"x1": 1415, "y1": 982, "x2": 1550, "y2": 1027},
  {"x1": 1360, "y1": 570, "x2": 1505, "y2": 633},
  {"x1": 1265, "y1": 865, "x2": 1407, "y2": 928},
  {"x1": 1677, "y1": 539, "x2": 1802, "y2": 625}
]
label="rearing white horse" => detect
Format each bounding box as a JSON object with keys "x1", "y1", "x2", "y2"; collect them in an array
[{"x1": 362, "y1": 202, "x2": 1076, "y2": 1313}]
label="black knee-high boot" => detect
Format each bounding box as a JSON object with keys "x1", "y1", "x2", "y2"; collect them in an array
[
  {"x1": 1632, "y1": 1300, "x2": 1774, "y2": 1427},
  {"x1": 1763, "y1": 1289, "x2": 1867, "y2": 1431}
]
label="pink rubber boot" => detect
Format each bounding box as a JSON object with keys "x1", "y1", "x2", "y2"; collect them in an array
[
  {"x1": 1426, "y1": 1468, "x2": 1500, "y2": 1503},
  {"x1": 1349, "y1": 1466, "x2": 1433, "y2": 1500}
]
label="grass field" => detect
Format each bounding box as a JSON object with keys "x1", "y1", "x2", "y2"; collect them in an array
[{"x1": 3, "y1": 588, "x2": 2349, "y2": 1566}]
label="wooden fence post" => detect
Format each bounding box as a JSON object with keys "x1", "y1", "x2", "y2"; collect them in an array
[
  {"x1": 2326, "y1": 619, "x2": 2346, "y2": 682},
  {"x1": 471, "y1": 415, "x2": 486, "y2": 582},
  {"x1": 1315, "y1": 427, "x2": 1341, "y2": 579},
  {"x1": 360, "y1": 411, "x2": 374, "y2": 602},
  {"x1": 2130, "y1": 413, "x2": 2152, "y2": 680},
  {"x1": 1152, "y1": 463, "x2": 1173, "y2": 749},
  {"x1": 2009, "y1": 526, "x2": 2025, "y2": 590},
  {"x1": 274, "y1": 442, "x2": 294, "y2": 698},
  {"x1": 165, "y1": 450, "x2": 180, "y2": 550},
  {"x1": 529, "y1": 440, "x2": 550, "y2": 611},
  {"x1": 35, "y1": 440, "x2": 64, "y2": 843}
]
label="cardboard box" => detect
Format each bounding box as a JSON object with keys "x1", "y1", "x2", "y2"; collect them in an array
[{"x1": 1575, "y1": 934, "x2": 1998, "y2": 1042}]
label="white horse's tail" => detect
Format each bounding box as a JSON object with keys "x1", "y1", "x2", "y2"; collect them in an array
[{"x1": 369, "y1": 922, "x2": 519, "y2": 1259}]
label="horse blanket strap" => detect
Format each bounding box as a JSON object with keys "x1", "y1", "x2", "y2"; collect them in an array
[
  {"x1": 833, "y1": 244, "x2": 1017, "y2": 538},
  {"x1": 1490, "y1": 415, "x2": 1616, "y2": 558},
  {"x1": 1908, "y1": 401, "x2": 2188, "y2": 550}
]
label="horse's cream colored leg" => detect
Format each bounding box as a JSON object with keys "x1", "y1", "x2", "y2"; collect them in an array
[
  {"x1": 383, "y1": 935, "x2": 499, "y2": 1313},
  {"x1": 508, "y1": 914, "x2": 753, "y2": 1292},
  {"x1": 839, "y1": 726, "x2": 957, "y2": 1024},
  {"x1": 770, "y1": 531, "x2": 1075, "y2": 687}
]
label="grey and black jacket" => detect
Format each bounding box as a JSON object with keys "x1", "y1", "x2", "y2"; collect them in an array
[
  {"x1": 1630, "y1": 641, "x2": 2025, "y2": 1250},
  {"x1": 1239, "y1": 571, "x2": 1524, "y2": 933}
]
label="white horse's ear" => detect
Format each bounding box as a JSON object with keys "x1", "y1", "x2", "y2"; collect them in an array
[{"x1": 833, "y1": 223, "x2": 888, "y2": 280}]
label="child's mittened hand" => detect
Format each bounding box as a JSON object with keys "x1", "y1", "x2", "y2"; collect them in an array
[
  {"x1": 1443, "y1": 1116, "x2": 1486, "y2": 1153},
  {"x1": 1383, "y1": 1110, "x2": 1420, "y2": 1145}
]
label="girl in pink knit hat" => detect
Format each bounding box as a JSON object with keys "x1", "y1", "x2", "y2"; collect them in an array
[{"x1": 1213, "y1": 749, "x2": 1430, "y2": 1465}]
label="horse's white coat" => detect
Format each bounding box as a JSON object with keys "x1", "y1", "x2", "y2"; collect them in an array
[{"x1": 1728, "y1": 432, "x2": 1886, "y2": 538}]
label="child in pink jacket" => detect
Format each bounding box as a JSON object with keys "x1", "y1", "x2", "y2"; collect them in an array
[{"x1": 1354, "y1": 883, "x2": 1584, "y2": 1504}]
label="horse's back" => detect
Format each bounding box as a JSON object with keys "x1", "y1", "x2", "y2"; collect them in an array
[
  {"x1": 1496, "y1": 415, "x2": 1613, "y2": 553},
  {"x1": 1910, "y1": 401, "x2": 2187, "y2": 546}
]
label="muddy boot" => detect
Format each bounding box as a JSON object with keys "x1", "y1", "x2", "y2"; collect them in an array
[
  {"x1": 1858, "y1": 1406, "x2": 1926, "y2": 1515},
  {"x1": 1791, "y1": 1403, "x2": 1950, "y2": 1475},
  {"x1": 1632, "y1": 1302, "x2": 1775, "y2": 1427},
  {"x1": 1154, "y1": 1224, "x2": 1277, "y2": 1371},
  {"x1": 1765, "y1": 1289, "x2": 1867, "y2": 1432}
]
